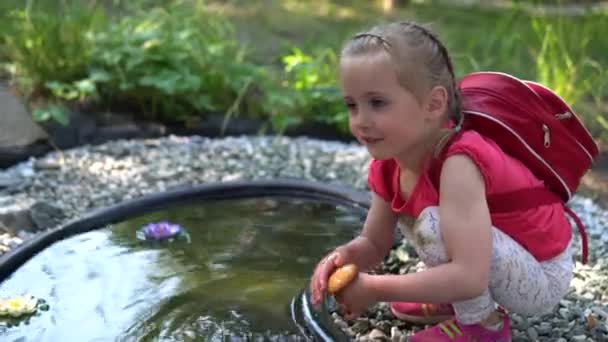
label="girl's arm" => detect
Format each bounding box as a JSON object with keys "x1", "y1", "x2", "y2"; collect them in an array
[
  {"x1": 366, "y1": 154, "x2": 492, "y2": 303},
  {"x1": 336, "y1": 191, "x2": 399, "y2": 271},
  {"x1": 311, "y1": 191, "x2": 398, "y2": 305}
]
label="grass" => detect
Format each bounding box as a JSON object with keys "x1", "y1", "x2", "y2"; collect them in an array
[
  {"x1": 206, "y1": 0, "x2": 608, "y2": 139},
  {"x1": 0, "y1": 0, "x2": 606, "y2": 140}
]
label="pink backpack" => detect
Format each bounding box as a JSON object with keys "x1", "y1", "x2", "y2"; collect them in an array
[{"x1": 434, "y1": 72, "x2": 600, "y2": 264}]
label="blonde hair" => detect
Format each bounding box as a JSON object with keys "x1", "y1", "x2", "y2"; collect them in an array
[{"x1": 340, "y1": 21, "x2": 463, "y2": 157}]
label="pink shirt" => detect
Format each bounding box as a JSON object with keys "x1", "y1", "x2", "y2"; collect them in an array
[{"x1": 367, "y1": 130, "x2": 572, "y2": 261}]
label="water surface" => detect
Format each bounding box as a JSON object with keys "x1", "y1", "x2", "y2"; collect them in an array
[{"x1": 0, "y1": 197, "x2": 366, "y2": 341}]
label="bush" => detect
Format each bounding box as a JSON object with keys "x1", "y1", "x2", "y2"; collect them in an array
[
  {"x1": 263, "y1": 47, "x2": 346, "y2": 134},
  {"x1": 1, "y1": 1, "x2": 269, "y2": 126},
  {"x1": 530, "y1": 12, "x2": 608, "y2": 139},
  {"x1": 1, "y1": 1, "x2": 605, "y2": 141},
  {"x1": 87, "y1": 2, "x2": 264, "y2": 123},
  {"x1": 2, "y1": 1, "x2": 107, "y2": 97}
]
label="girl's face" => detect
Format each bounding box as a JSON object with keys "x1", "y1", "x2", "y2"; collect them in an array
[{"x1": 340, "y1": 53, "x2": 440, "y2": 162}]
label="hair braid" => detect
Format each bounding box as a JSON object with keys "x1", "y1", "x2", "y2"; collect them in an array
[{"x1": 400, "y1": 21, "x2": 463, "y2": 127}]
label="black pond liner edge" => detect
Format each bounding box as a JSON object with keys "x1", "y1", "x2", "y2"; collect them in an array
[{"x1": 0, "y1": 179, "x2": 371, "y2": 341}]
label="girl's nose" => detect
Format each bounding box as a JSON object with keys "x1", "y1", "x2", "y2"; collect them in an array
[{"x1": 352, "y1": 111, "x2": 372, "y2": 130}]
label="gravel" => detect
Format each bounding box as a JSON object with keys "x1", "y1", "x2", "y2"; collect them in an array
[{"x1": 1, "y1": 134, "x2": 607, "y2": 341}]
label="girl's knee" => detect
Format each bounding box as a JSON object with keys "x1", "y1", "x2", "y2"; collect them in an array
[
  {"x1": 410, "y1": 206, "x2": 448, "y2": 266},
  {"x1": 412, "y1": 206, "x2": 442, "y2": 244}
]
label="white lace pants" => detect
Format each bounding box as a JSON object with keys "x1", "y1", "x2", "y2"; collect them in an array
[{"x1": 399, "y1": 206, "x2": 574, "y2": 324}]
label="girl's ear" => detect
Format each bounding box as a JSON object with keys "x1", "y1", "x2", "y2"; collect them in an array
[{"x1": 424, "y1": 86, "x2": 448, "y2": 120}]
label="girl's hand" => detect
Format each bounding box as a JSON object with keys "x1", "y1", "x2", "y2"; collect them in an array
[
  {"x1": 310, "y1": 249, "x2": 348, "y2": 306},
  {"x1": 334, "y1": 272, "x2": 376, "y2": 320}
]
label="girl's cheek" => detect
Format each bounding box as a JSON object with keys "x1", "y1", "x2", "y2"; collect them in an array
[{"x1": 348, "y1": 116, "x2": 357, "y2": 133}]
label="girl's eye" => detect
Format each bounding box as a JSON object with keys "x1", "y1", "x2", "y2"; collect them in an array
[
  {"x1": 344, "y1": 102, "x2": 356, "y2": 110},
  {"x1": 370, "y1": 98, "x2": 386, "y2": 108}
]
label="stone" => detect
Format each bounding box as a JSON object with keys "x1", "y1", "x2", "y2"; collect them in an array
[
  {"x1": 390, "y1": 326, "x2": 402, "y2": 342},
  {"x1": 29, "y1": 201, "x2": 66, "y2": 230},
  {"x1": 351, "y1": 319, "x2": 371, "y2": 334},
  {"x1": 512, "y1": 314, "x2": 528, "y2": 329},
  {"x1": 0, "y1": 174, "x2": 25, "y2": 191},
  {"x1": 0, "y1": 84, "x2": 47, "y2": 148},
  {"x1": 537, "y1": 322, "x2": 552, "y2": 335},
  {"x1": 368, "y1": 328, "x2": 388, "y2": 341},
  {"x1": 0, "y1": 198, "x2": 36, "y2": 234},
  {"x1": 527, "y1": 326, "x2": 539, "y2": 340},
  {"x1": 570, "y1": 335, "x2": 587, "y2": 342},
  {"x1": 33, "y1": 159, "x2": 62, "y2": 170}
]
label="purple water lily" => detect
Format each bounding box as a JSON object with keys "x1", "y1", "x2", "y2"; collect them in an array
[{"x1": 140, "y1": 221, "x2": 183, "y2": 240}]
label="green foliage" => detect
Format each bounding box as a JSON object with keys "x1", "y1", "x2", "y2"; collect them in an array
[
  {"x1": 439, "y1": 4, "x2": 608, "y2": 140},
  {"x1": 530, "y1": 11, "x2": 608, "y2": 139},
  {"x1": 265, "y1": 47, "x2": 346, "y2": 133},
  {"x1": 0, "y1": 0, "x2": 605, "y2": 140},
  {"x1": 86, "y1": 2, "x2": 262, "y2": 122},
  {"x1": 447, "y1": 9, "x2": 530, "y2": 78},
  {"x1": 2, "y1": 1, "x2": 107, "y2": 97},
  {"x1": 31, "y1": 104, "x2": 69, "y2": 126},
  {"x1": 1, "y1": 0, "x2": 267, "y2": 125}
]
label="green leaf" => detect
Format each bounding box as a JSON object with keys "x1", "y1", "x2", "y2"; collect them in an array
[
  {"x1": 49, "y1": 105, "x2": 69, "y2": 126},
  {"x1": 32, "y1": 108, "x2": 51, "y2": 122},
  {"x1": 75, "y1": 79, "x2": 96, "y2": 96},
  {"x1": 597, "y1": 115, "x2": 608, "y2": 131},
  {"x1": 31, "y1": 105, "x2": 69, "y2": 126},
  {"x1": 89, "y1": 69, "x2": 112, "y2": 83}
]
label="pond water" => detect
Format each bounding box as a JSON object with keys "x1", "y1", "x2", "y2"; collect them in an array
[{"x1": 0, "y1": 197, "x2": 366, "y2": 341}]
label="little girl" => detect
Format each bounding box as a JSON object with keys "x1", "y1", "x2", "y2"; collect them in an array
[{"x1": 309, "y1": 21, "x2": 575, "y2": 341}]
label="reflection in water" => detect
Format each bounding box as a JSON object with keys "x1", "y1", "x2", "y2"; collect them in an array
[{"x1": 0, "y1": 197, "x2": 365, "y2": 341}]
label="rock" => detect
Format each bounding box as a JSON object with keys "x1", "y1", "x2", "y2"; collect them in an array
[
  {"x1": 351, "y1": 319, "x2": 371, "y2": 334},
  {"x1": 7, "y1": 236, "x2": 23, "y2": 249},
  {"x1": 537, "y1": 322, "x2": 552, "y2": 335},
  {"x1": 0, "y1": 198, "x2": 65, "y2": 234},
  {"x1": 0, "y1": 198, "x2": 37, "y2": 234},
  {"x1": 375, "y1": 320, "x2": 393, "y2": 334},
  {"x1": 368, "y1": 328, "x2": 388, "y2": 341},
  {"x1": 527, "y1": 326, "x2": 539, "y2": 340},
  {"x1": 0, "y1": 84, "x2": 51, "y2": 168},
  {"x1": 356, "y1": 335, "x2": 370, "y2": 342},
  {"x1": 41, "y1": 110, "x2": 96, "y2": 149},
  {"x1": 570, "y1": 334, "x2": 587, "y2": 342},
  {"x1": 591, "y1": 306, "x2": 608, "y2": 319},
  {"x1": 0, "y1": 174, "x2": 25, "y2": 191},
  {"x1": 512, "y1": 314, "x2": 528, "y2": 329},
  {"x1": 0, "y1": 84, "x2": 47, "y2": 148},
  {"x1": 333, "y1": 318, "x2": 349, "y2": 330},
  {"x1": 33, "y1": 159, "x2": 62, "y2": 171},
  {"x1": 559, "y1": 308, "x2": 572, "y2": 320},
  {"x1": 29, "y1": 201, "x2": 65, "y2": 230},
  {"x1": 390, "y1": 326, "x2": 402, "y2": 342}
]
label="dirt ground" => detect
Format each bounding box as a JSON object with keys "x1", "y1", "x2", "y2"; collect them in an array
[{"x1": 579, "y1": 142, "x2": 608, "y2": 209}]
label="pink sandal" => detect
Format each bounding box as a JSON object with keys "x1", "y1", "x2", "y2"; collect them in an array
[{"x1": 409, "y1": 311, "x2": 512, "y2": 341}]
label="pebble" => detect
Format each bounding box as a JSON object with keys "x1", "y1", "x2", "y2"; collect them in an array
[
  {"x1": 390, "y1": 326, "x2": 402, "y2": 342},
  {"x1": 537, "y1": 322, "x2": 552, "y2": 335},
  {"x1": 367, "y1": 328, "x2": 387, "y2": 341},
  {"x1": 527, "y1": 326, "x2": 539, "y2": 340}
]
